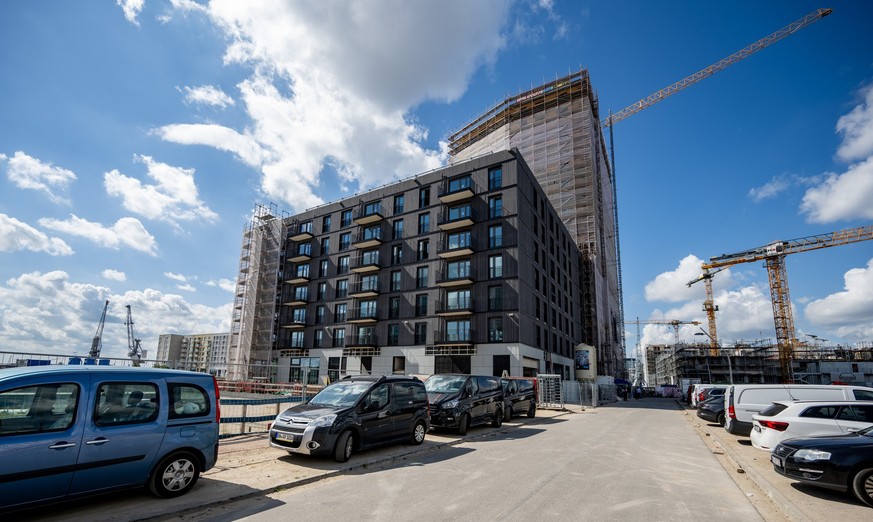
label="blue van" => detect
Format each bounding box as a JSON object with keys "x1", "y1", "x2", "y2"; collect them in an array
[{"x1": 0, "y1": 365, "x2": 220, "y2": 510}]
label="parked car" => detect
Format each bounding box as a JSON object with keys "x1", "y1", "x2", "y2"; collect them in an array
[
  {"x1": 0, "y1": 365, "x2": 220, "y2": 510},
  {"x1": 750, "y1": 400, "x2": 873, "y2": 451},
  {"x1": 701, "y1": 387, "x2": 726, "y2": 403},
  {"x1": 269, "y1": 375, "x2": 429, "y2": 463},
  {"x1": 724, "y1": 384, "x2": 873, "y2": 436},
  {"x1": 500, "y1": 377, "x2": 537, "y2": 420},
  {"x1": 425, "y1": 374, "x2": 503, "y2": 434},
  {"x1": 771, "y1": 425, "x2": 873, "y2": 507},
  {"x1": 697, "y1": 395, "x2": 727, "y2": 426},
  {"x1": 691, "y1": 384, "x2": 720, "y2": 408}
]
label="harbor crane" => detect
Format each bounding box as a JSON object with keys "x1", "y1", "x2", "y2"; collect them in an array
[
  {"x1": 89, "y1": 300, "x2": 110, "y2": 358},
  {"x1": 688, "y1": 224, "x2": 873, "y2": 382},
  {"x1": 125, "y1": 305, "x2": 143, "y2": 366}
]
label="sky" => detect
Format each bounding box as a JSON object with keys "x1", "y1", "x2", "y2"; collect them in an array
[{"x1": 1, "y1": 1, "x2": 873, "y2": 364}]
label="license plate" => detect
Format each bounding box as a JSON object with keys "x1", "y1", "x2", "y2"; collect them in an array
[
  {"x1": 275, "y1": 432, "x2": 297, "y2": 442},
  {"x1": 770, "y1": 455, "x2": 782, "y2": 468}
]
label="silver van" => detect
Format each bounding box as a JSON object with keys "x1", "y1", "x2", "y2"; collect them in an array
[{"x1": 724, "y1": 383, "x2": 873, "y2": 436}]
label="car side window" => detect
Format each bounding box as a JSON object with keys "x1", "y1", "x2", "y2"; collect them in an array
[
  {"x1": 168, "y1": 383, "x2": 209, "y2": 419},
  {"x1": 841, "y1": 405, "x2": 873, "y2": 423},
  {"x1": 364, "y1": 384, "x2": 390, "y2": 411},
  {"x1": 799, "y1": 405, "x2": 838, "y2": 419},
  {"x1": 465, "y1": 378, "x2": 479, "y2": 397},
  {"x1": 95, "y1": 382, "x2": 159, "y2": 426},
  {"x1": 853, "y1": 389, "x2": 873, "y2": 400},
  {"x1": 0, "y1": 383, "x2": 79, "y2": 436}
]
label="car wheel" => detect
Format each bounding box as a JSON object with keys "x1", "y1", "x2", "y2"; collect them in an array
[
  {"x1": 851, "y1": 467, "x2": 873, "y2": 507},
  {"x1": 716, "y1": 412, "x2": 725, "y2": 427},
  {"x1": 457, "y1": 413, "x2": 469, "y2": 436},
  {"x1": 410, "y1": 420, "x2": 427, "y2": 445},
  {"x1": 527, "y1": 404, "x2": 536, "y2": 418},
  {"x1": 491, "y1": 408, "x2": 503, "y2": 428},
  {"x1": 149, "y1": 451, "x2": 200, "y2": 498},
  {"x1": 504, "y1": 406, "x2": 512, "y2": 421},
  {"x1": 334, "y1": 430, "x2": 354, "y2": 463}
]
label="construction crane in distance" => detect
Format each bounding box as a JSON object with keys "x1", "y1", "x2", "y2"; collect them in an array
[
  {"x1": 688, "y1": 224, "x2": 873, "y2": 383},
  {"x1": 625, "y1": 318, "x2": 702, "y2": 345},
  {"x1": 125, "y1": 305, "x2": 143, "y2": 366},
  {"x1": 89, "y1": 300, "x2": 110, "y2": 358},
  {"x1": 601, "y1": 8, "x2": 832, "y2": 129}
]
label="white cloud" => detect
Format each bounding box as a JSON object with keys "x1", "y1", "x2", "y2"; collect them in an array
[
  {"x1": 805, "y1": 258, "x2": 873, "y2": 339},
  {"x1": 836, "y1": 83, "x2": 873, "y2": 162},
  {"x1": 748, "y1": 176, "x2": 791, "y2": 202},
  {"x1": 157, "y1": 0, "x2": 512, "y2": 212},
  {"x1": 104, "y1": 154, "x2": 218, "y2": 228},
  {"x1": 0, "y1": 213, "x2": 74, "y2": 256},
  {"x1": 177, "y1": 85, "x2": 235, "y2": 109},
  {"x1": 0, "y1": 270, "x2": 230, "y2": 359},
  {"x1": 644, "y1": 255, "x2": 733, "y2": 303},
  {"x1": 799, "y1": 157, "x2": 873, "y2": 223},
  {"x1": 1, "y1": 151, "x2": 77, "y2": 205},
  {"x1": 176, "y1": 283, "x2": 197, "y2": 292},
  {"x1": 102, "y1": 269, "x2": 127, "y2": 282},
  {"x1": 206, "y1": 278, "x2": 236, "y2": 292},
  {"x1": 117, "y1": 0, "x2": 145, "y2": 26},
  {"x1": 164, "y1": 272, "x2": 187, "y2": 282},
  {"x1": 38, "y1": 214, "x2": 159, "y2": 256}
]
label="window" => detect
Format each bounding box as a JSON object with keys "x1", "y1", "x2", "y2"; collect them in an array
[
  {"x1": 418, "y1": 213, "x2": 430, "y2": 234},
  {"x1": 317, "y1": 282, "x2": 327, "y2": 300},
  {"x1": 363, "y1": 201, "x2": 381, "y2": 217},
  {"x1": 360, "y1": 274, "x2": 378, "y2": 292},
  {"x1": 448, "y1": 204, "x2": 472, "y2": 221},
  {"x1": 488, "y1": 285, "x2": 503, "y2": 310},
  {"x1": 388, "y1": 324, "x2": 400, "y2": 346},
  {"x1": 322, "y1": 215, "x2": 331, "y2": 233},
  {"x1": 447, "y1": 231, "x2": 471, "y2": 250},
  {"x1": 493, "y1": 354, "x2": 510, "y2": 377},
  {"x1": 417, "y1": 239, "x2": 429, "y2": 260},
  {"x1": 488, "y1": 196, "x2": 502, "y2": 218},
  {"x1": 339, "y1": 232, "x2": 351, "y2": 250},
  {"x1": 341, "y1": 210, "x2": 352, "y2": 228},
  {"x1": 393, "y1": 219, "x2": 404, "y2": 240},
  {"x1": 320, "y1": 237, "x2": 330, "y2": 255},
  {"x1": 168, "y1": 383, "x2": 209, "y2": 420},
  {"x1": 488, "y1": 166, "x2": 502, "y2": 190},
  {"x1": 488, "y1": 317, "x2": 504, "y2": 342},
  {"x1": 447, "y1": 289, "x2": 471, "y2": 311},
  {"x1": 489, "y1": 254, "x2": 503, "y2": 279},
  {"x1": 389, "y1": 296, "x2": 401, "y2": 319},
  {"x1": 319, "y1": 259, "x2": 329, "y2": 277},
  {"x1": 333, "y1": 328, "x2": 346, "y2": 347},
  {"x1": 446, "y1": 319, "x2": 471, "y2": 342},
  {"x1": 488, "y1": 224, "x2": 503, "y2": 248},
  {"x1": 314, "y1": 330, "x2": 324, "y2": 347},
  {"x1": 362, "y1": 225, "x2": 381, "y2": 241},
  {"x1": 415, "y1": 294, "x2": 428, "y2": 316},
  {"x1": 295, "y1": 264, "x2": 310, "y2": 278},
  {"x1": 294, "y1": 286, "x2": 308, "y2": 301},
  {"x1": 336, "y1": 280, "x2": 348, "y2": 299},
  {"x1": 298, "y1": 220, "x2": 313, "y2": 234},
  {"x1": 356, "y1": 325, "x2": 376, "y2": 345},
  {"x1": 389, "y1": 270, "x2": 402, "y2": 292},
  {"x1": 315, "y1": 305, "x2": 325, "y2": 324},
  {"x1": 392, "y1": 244, "x2": 403, "y2": 265},
  {"x1": 447, "y1": 259, "x2": 471, "y2": 279},
  {"x1": 448, "y1": 175, "x2": 472, "y2": 193},
  {"x1": 414, "y1": 323, "x2": 427, "y2": 344},
  {"x1": 0, "y1": 383, "x2": 81, "y2": 434},
  {"x1": 393, "y1": 356, "x2": 407, "y2": 374},
  {"x1": 394, "y1": 194, "x2": 405, "y2": 214},
  {"x1": 362, "y1": 249, "x2": 380, "y2": 266},
  {"x1": 419, "y1": 186, "x2": 430, "y2": 208},
  {"x1": 292, "y1": 308, "x2": 306, "y2": 324},
  {"x1": 290, "y1": 330, "x2": 305, "y2": 348},
  {"x1": 338, "y1": 255, "x2": 349, "y2": 274},
  {"x1": 416, "y1": 266, "x2": 429, "y2": 288},
  {"x1": 327, "y1": 357, "x2": 346, "y2": 382},
  {"x1": 296, "y1": 243, "x2": 312, "y2": 257},
  {"x1": 359, "y1": 299, "x2": 377, "y2": 319},
  {"x1": 334, "y1": 303, "x2": 347, "y2": 322}
]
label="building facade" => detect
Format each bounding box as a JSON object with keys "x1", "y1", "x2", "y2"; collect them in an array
[
  {"x1": 157, "y1": 332, "x2": 230, "y2": 377},
  {"x1": 234, "y1": 150, "x2": 585, "y2": 383},
  {"x1": 448, "y1": 70, "x2": 624, "y2": 378}
]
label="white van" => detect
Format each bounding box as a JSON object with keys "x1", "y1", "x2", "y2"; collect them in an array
[{"x1": 724, "y1": 384, "x2": 873, "y2": 436}]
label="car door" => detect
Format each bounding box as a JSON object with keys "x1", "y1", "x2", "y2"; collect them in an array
[
  {"x1": 69, "y1": 378, "x2": 165, "y2": 494},
  {"x1": 390, "y1": 382, "x2": 424, "y2": 438},
  {"x1": 357, "y1": 383, "x2": 394, "y2": 446},
  {"x1": 0, "y1": 374, "x2": 88, "y2": 509},
  {"x1": 835, "y1": 404, "x2": 873, "y2": 433},
  {"x1": 795, "y1": 404, "x2": 841, "y2": 437}
]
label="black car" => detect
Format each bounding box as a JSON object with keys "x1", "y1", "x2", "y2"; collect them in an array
[
  {"x1": 425, "y1": 374, "x2": 504, "y2": 434},
  {"x1": 771, "y1": 425, "x2": 873, "y2": 507},
  {"x1": 696, "y1": 395, "x2": 726, "y2": 426},
  {"x1": 269, "y1": 375, "x2": 430, "y2": 462},
  {"x1": 501, "y1": 377, "x2": 537, "y2": 420}
]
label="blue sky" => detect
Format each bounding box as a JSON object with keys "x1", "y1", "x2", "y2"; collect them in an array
[{"x1": 1, "y1": 1, "x2": 872, "y2": 363}]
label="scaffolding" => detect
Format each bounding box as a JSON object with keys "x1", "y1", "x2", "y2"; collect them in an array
[{"x1": 449, "y1": 70, "x2": 623, "y2": 378}]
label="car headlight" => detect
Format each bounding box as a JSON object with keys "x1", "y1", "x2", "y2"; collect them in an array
[
  {"x1": 443, "y1": 399, "x2": 459, "y2": 410},
  {"x1": 310, "y1": 414, "x2": 337, "y2": 428},
  {"x1": 793, "y1": 449, "x2": 831, "y2": 462}
]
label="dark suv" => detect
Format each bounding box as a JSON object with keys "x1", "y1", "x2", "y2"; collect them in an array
[
  {"x1": 269, "y1": 375, "x2": 429, "y2": 462},
  {"x1": 425, "y1": 374, "x2": 504, "y2": 435}
]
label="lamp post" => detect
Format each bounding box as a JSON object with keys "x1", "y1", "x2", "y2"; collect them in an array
[{"x1": 695, "y1": 328, "x2": 733, "y2": 384}]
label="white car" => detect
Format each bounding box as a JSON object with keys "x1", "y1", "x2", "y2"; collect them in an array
[{"x1": 750, "y1": 400, "x2": 873, "y2": 451}]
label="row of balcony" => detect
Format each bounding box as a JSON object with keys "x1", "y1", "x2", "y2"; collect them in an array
[{"x1": 281, "y1": 328, "x2": 484, "y2": 350}]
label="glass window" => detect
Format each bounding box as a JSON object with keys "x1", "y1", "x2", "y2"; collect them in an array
[
  {"x1": 0, "y1": 383, "x2": 81, "y2": 434},
  {"x1": 362, "y1": 225, "x2": 381, "y2": 241},
  {"x1": 390, "y1": 270, "x2": 402, "y2": 291},
  {"x1": 362, "y1": 249, "x2": 380, "y2": 266},
  {"x1": 336, "y1": 280, "x2": 348, "y2": 299},
  {"x1": 394, "y1": 194, "x2": 405, "y2": 214},
  {"x1": 489, "y1": 254, "x2": 503, "y2": 279},
  {"x1": 415, "y1": 294, "x2": 428, "y2": 316},
  {"x1": 292, "y1": 308, "x2": 306, "y2": 323},
  {"x1": 419, "y1": 186, "x2": 430, "y2": 208},
  {"x1": 333, "y1": 328, "x2": 345, "y2": 347},
  {"x1": 363, "y1": 201, "x2": 381, "y2": 216},
  {"x1": 334, "y1": 303, "x2": 347, "y2": 322},
  {"x1": 317, "y1": 282, "x2": 327, "y2": 300},
  {"x1": 389, "y1": 296, "x2": 401, "y2": 319},
  {"x1": 361, "y1": 274, "x2": 378, "y2": 292},
  {"x1": 447, "y1": 259, "x2": 471, "y2": 279},
  {"x1": 339, "y1": 232, "x2": 351, "y2": 250},
  {"x1": 388, "y1": 324, "x2": 400, "y2": 346},
  {"x1": 488, "y1": 166, "x2": 502, "y2": 190},
  {"x1": 341, "y1": 210, "x2": 352, "y2": 228},
  {"x1": 446, "y1": 320, "x2": 471, "y2": 342},
  {"x1": 359, "y1": 299, "x2": 377, "y2": 318},
  {"x1": 294, "y1": 286, "x2": 308, "y2": 301},
  {"x1": 295, "y1": 264, "x2": 310, "y2": 278},
  {"x1": 299, "y1": 221, "x2": 313, "y2": 234},
  {"x1": 448, "y1": 175, "x2": 472, "y2": 193},
  {"x1": 416, "y1": 266, "x2": 428, "y2": 289},
  {"x1": 417, "y1": 239, "x2": 429, "y2": 260},
  {"x1": 418, "y1": 213, "x2": 430, "y2": 234},
  {"x1": 338, "y1": 255, "x2": 349, "y2": 274},
  {"x1": 314, "y1": 329, "x2": 324, "y2": 347},
  {"x1": 393, "y1": 219, "x2": 404, "y2": 240},
  {"x1": 414, "y1": 323, "x2": 427, "y2": 344},
  {"x1": 448, "y1": 204, "x2": 472, "y2": 222},
  {"x1": 322, "y1": 215, "x2": 331, "y2": 233},
  {"x1": 447, "y1": 289, "x2": 471, "y2": 310},
  {"x1": 488, "y1": 317, "x2": 504, "y2": 342},
  {"x1": 488, "y1": 225, "x2": 503, "y2": 248},
  {"x1": 392, "y1": 244, "x2": 403, "y2": 265},
  {"x1": 290, "y1": 330, "x2": 305, "y2": 348},
  {"x1": 297, "y1": 243, "x2": 312, "y2": 256},
  {"x1": 168, "y1": 383, "x2": 209, "y2": 420},
  {"x1": 356, "y1": 325, "x2": 376, "y2": 345},
  {"x1": 316, "y1": 305, "x2": 325, "y2": 324},
  {"x1": 321, "y1": 237, "x2": 329, "y2": 255},
  {"x1": 489, "y1": 285, "x2": 503, "y2": 310},
  {"x1": 447, "y1": 231, "x2": 471, "y2": 249},
  {"x1": 488, "y1": 196, "x2": 502, "y2": 219}
]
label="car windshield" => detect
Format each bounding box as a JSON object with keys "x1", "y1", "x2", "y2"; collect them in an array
[
  {"x1": 309, "y1": 381, "x2": 372, "y2": 407},
  {"x1": 425, "y1": 375, "x2": 466, "y2": 393}
]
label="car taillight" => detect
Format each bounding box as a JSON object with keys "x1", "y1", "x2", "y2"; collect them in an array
[
  {"x1": 212, "y1": 375, "x2": 221, "y2": 423},
  {"x1": 759, "y1": 420, "x2": 789, "y2": 431},
  {"x1": 728, "y1": 404, "x2": 736, "y2": 419}
]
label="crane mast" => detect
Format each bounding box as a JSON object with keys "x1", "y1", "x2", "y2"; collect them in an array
[
  {"x1": 689, "y1": 224, "x2": 873, "y2": 382},
  {"x1": 89, "y1": 300, "x2": 110, "y2": 358},
  {"x1": 126, "y1": 305, "x2": 143, "y2": 366},
  {"x1": 602, "y1": 8, "x2": 832, "y2": 128}
]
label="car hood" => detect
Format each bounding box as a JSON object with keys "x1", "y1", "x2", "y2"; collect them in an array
[
  {"x1": 780, "y1": 432, "x2": 873, "y2": 450},
  {"x1": 427, "y1": 392, "x2": 459, "y2": 404},
  {"x1": 277, "y1": 402, "x2": 349, "y2": 420}
]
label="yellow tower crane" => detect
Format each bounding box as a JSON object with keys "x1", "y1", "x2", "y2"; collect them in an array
[{"x1": 688, "y1": 224, "x2": 873, "y2": 382}]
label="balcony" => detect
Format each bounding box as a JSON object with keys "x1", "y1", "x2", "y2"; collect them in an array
[
  {"x1": 436, "y1": 265, "x2": 475, "y2": 287},
  {"x1": 438, "y1": 176, "x2": 476, "y2": 203},
  {"x1": 285, "y1": 292, "x2": 309, "y2": 306},
  {"x1": 288, "y1": 245, "x2": 313, "y2": 263},
  {"x1": 351, "y1": 252, "x2": 381, "y2": 273},
  {"x1": 352, "y1": 227, "x2": 383, "y2": 249},
  {"x1": 433, "y1": 329, "x2": 474, "y2": 347},
  {"x1": 437, "y1": 238, "x2": 474, "y2": 259},
  {"x1": 349, "y1": 280, "x2": 380, "y2": 298},
  {"x1": 348, "y1": 307, "x2": 379, "y2": 323},
  {"x1": 288, "y1": 221, "x2": 315, "y2": 242},
  {"x1": 437, "y1": 207, "x2": 475, "y2": 231},
  {"x1": 285, "y1": 270, "x2": 310, "y2": 284},
  {"x1": 281, "y1": 315, "x2": 307, "y2": 330},
  {"x1": 435, "y1": 297, "x2": 474, "y2": 316},
  {"x1": 346, "y1": 332, "x2": 379, "y2": 348},
  {"x1": 354, "y1": 202, "x2": 385, "y2": 225}
]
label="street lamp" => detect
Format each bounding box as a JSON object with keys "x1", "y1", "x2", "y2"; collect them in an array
[{"x1": 695, "y1": 328, "x2": 733, "y2": 384}]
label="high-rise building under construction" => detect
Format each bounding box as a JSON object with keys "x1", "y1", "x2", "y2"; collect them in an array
[{"x1": 448, "y1": 70, "x2": 624, "y2": 377}]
